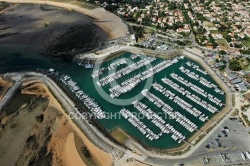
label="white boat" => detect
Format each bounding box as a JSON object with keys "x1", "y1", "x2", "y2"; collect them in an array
[{"x1": 241, "y1": 152, "x2": 246, "y2": 160}]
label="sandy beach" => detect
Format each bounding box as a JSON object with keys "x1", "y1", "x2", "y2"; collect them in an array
[
  {"x1": 21, "y1": 80, "x2": 113, "y2": 166},
  {"x1": 64, "y1": 133, "x2": 87, "y2": 166},
  {"x1": 0, "y1": 70, "x2": 233, "y2": 166},
  {"x1": 2, "y1": 0, "x2": 128, "y2": 39},
  {"x1": 0, "y1": 76, "x2": 13, "y2": 101}
]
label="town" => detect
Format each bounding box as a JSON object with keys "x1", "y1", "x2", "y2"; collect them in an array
[{"x1": 86, "y1": 0, "x2": 249, "y2": 53}]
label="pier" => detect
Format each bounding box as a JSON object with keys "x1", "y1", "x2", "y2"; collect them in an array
[{"x1": 60, "y1": 74, "x2": 106, "y2": 119}]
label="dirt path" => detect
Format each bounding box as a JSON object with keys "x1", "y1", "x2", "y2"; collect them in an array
[{"x1": 3, "y1": 0, "x2": 128, "y2": 39}]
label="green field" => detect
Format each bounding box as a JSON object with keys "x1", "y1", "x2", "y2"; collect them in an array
[
  {"x1": 217, "y1": 39, "x2": 228, "y2": 47},
  {"x1": 242, "y1": 37, "x2": 250, "y2": 48},
  {"x1": 238, "y1": 58, "x2": 249, "y2": 70},
  {"x1": 210, "y1": 30, "x2": 220, "y2": 34},
  {"x1": 204, "y1": 22, "x2": 215, "y2": 28},
  {"x1": 214, "y1": 0, "x2": 221, "y2": 4}
]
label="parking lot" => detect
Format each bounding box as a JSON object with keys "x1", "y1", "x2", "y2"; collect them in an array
[{"x1": 186, "y1": 117, "x2": 250, "y2": 165}]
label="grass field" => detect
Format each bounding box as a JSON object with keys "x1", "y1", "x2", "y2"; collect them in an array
[
  {"x1": 217, "y1": 39, "x2": 229, "y2": 47},
  {"x1": 242, "y1": 37, "x2": 250, "y2": 48},
  {"x1": 210, "y1": 30, "x2": 220, "y2": 34},
  {"x1": 204, "y1": 21, "x2": 215, "y2": 28},
  {"x1": 238, "y1": 57, "x2": 250, "y2": 70}
]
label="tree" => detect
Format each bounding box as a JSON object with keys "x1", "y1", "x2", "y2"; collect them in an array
[
  {"x1": 235, "y1": 43, "x2": 242, "y2": 48},
  {"x1": 173, "y1": 22, "x2": 184, "y2": 30},
  {"x1": 225, "y1": 35, "x2": 232, "y2": 42},
  {"x1": 208, "y1": 34, "x2": 218, "y2": 48},
  {"x1": 218, "y1": 24, "x2": 227, "y2": 32},
  {"x1": 219, "y1": 65, "x2": 226, "y2": 70},
  {"x1": 168, "y1": 2, "x2": 177, "y2": 10},
  {"x1": 229, "y1": 59, "x2": 242, "y2": 71},
  {"x1": 230, "y1": 64, "x2": 241, "y2": 71},
  {"x1": 246, "y1": 57, "x2": 250, "y2": 62},
  {"x1": 241, "y1": 49, "x2": 250, "y2": 54},
  {"x1": 219, "y1": 50, "x2": 227, "y2": 55}
]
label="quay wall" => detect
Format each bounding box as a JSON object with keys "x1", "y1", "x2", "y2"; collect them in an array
[{"x1": 0, "y1": 81, "x2": 21, "y2": 114}]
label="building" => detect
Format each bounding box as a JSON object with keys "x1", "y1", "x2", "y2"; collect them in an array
[
  {"x1": 245, "y1": 28, "x2": 250, "y2": 38},
  {"x1": 243, "y1": 81, "x2": 250, "y2": 88},
  {"x1": 235, "y1": 82, "x2": 248, "y2": 92},
  {"x1": 130, "y1": 34, "x2": 136, "y2": 45},
  {"x1": 211, "y1": 33, "x2": 223, "y2": 39},
  {"x1": 214, "y1": 62, "x2": 225, "y2": 68},
  {"x1": 239, "y1": 70, "x2": 246, "y2": 76},
  {"x1": 227, "y1": 74, "x2": 237, "y2": 81},
  {"x1": 232, "y1": 78, "x2": 242, "y2": 84}
]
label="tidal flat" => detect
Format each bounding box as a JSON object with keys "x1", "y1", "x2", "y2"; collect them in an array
[{"x1": 0, "y1": 3, "x2": 107, "y2": 60}]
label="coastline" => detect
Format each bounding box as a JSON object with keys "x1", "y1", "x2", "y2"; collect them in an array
[
  {"x1": 0, "y1": 68, "x2": 232, "y2": 163},
  {"x1": 17, "y1": 75, "x2": 115, "y2": 165},
  {"x1": 0, "y1": 76, "x2": 13, "y2": 101},
  {"x1": 1, "y1": 0, "x2": 128, "y2": 40},
  {"x1": 0, "y1": 44, "x2": 232, "y2": 158},
  {"x1": 19, "y1": 79, "x2": 113, "y2": 165},
  {"x1": 0, "y1": 0, "x2": 240, "y2": 165}
]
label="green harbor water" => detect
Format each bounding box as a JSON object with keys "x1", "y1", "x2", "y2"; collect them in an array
[{"x1": 0, "y1": 45, "x2": 226, "y2": 149}]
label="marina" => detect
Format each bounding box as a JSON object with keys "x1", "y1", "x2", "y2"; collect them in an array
[
  {"x1": 55, "y1": 53, "x2": 226, "y2": 148},
  {"x1": 90, "y1": 53, "x2": 226, "y2": 148},
  {"x1": 0, "y1": 49, "x2": 226, "y2": 149},
  {"x1": 60, "y1": 75, "x2": 106, "y2": 119},
  {"x1": 107, "y1": 58, "x2": 178, "y2": 98},
  {"x1": 0, "y1": 2, "x2": 250, "y2": 165}
]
